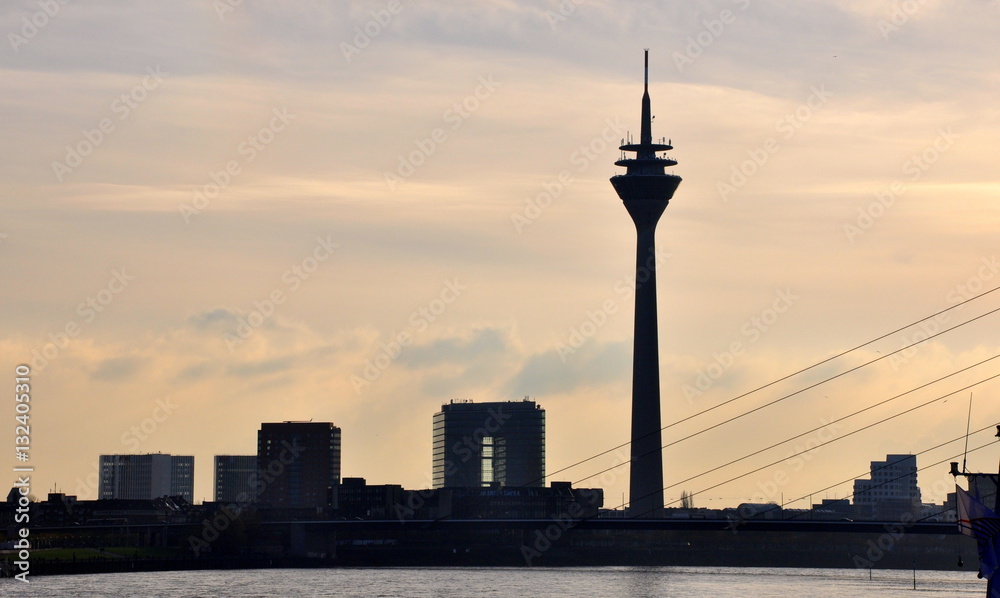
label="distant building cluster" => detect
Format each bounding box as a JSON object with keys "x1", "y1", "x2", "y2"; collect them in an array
[
  {"x1": 672, "y1": 454, "x2": 954, "y2": 524},
  {"x1": 8, "y1": 399, "x2": 607, "y2": 526},
  {"x1": 3, "y1": 397, "x2": 956, "y2": 528},
  {"x1": 94, "y1": 400, "x2": 554, "y2": 513}
]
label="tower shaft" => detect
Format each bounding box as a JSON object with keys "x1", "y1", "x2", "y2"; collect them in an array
[{"x1": 627, "y1": 201, "x2": 666, "y2": 517}]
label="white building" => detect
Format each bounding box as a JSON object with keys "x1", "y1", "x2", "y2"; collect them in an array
[
  {"x1": 99, "y1": 453, "x2": 194, "y2": 503},
  {"x1": 853, "y1": 454, "x2": 921, "y2": 520}
]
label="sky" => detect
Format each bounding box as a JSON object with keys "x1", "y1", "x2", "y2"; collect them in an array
[{"x1": 2, "y1": 0, "x2": 1000, "y2": 509}]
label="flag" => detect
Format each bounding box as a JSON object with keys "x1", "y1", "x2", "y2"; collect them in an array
[{"x1": 957, "y1": 486, "x2": 1000, "y2": 583}]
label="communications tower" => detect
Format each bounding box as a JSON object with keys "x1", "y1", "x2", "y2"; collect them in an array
[{"x1": 610, "y1": 50, "x2": 682, "y2": 518}]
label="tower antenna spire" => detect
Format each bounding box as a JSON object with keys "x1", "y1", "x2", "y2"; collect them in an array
[
  {"x1": 640, "y1": 50, "x2": 653, "y2": 149},
  {"x1": 644, "y1": 48, "x2": 649, "y2": 91}
]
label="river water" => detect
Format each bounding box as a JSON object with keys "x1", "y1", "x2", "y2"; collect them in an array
[{"x1": 0, "y1": 566, "x2": 986, "y2": 597}]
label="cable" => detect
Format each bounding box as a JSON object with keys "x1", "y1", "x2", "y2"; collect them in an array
[
  {"x1": 777, "y1": 426, "x2": 999, "y2": 515},
  {"x1": 426, "y1": 286, "x2": 1000, "y2": 524},
  {"x1": 780, "y1": 440, "x2": 998, "y2": 522},
  {"x1": 622, "y1": 377, "x2": 1000, "y2": 516},
  {"x1": 543, "y1": 287, "x2": 1000, "y2": 483},
  {"x1": 583, "y1": 430, "x2": 996, "y2": 527},
  {"x1": 574, "y1": 353, "x2": 1000, "y2": 487},
  {"x1": 670, "y1": 424, "x2": 998, "y2": 517},
  {"x1": 642, "y1": 400, "x2": 998, "y2": 515}
]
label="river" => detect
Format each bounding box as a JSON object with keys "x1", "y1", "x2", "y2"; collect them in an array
[{"x1": 0, "y1": 566, "x2": 985, "y2": 597}]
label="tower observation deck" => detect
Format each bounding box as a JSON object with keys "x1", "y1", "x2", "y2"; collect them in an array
[{"x1": 610, "y1": 50, "x2": 681, "y2": 518}]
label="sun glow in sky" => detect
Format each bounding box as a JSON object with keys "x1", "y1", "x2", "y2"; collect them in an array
[{"x1": 3, "y1": 0, "x2": 1000, "y2": 508}]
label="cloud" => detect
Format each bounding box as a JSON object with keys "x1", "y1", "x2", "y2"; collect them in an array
[
  {"x1": 224, "y1": 357, "x2": 296, "y2": 378},
  {"x1": 397, "y1": 325, "x2": 510, "y2": 367},
  {"x1": 90, "y1": 355, "x2": 144, "y2": 381},
  {"x1": 187, "y1": 308, "x2": 239, "y2": 330},
  {"x1": 506, "y1": 339, "x2": 630, "y2": 396}
]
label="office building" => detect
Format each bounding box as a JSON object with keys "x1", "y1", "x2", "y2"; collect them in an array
[
  {"x1": 257, "y1": 421, "x2": 341, "y2": 509},
  {"x1": 432, "y1": 399, "x2": 544, "y2": 488},
  {"x1": 853, "y1": 454, "x2": 922, "y2": 520},
  {"x1": 214, "y1": 455, "x2": 257, "y2": 503},
  {"x1": 99, "y1": 453, "x2": 194, "y2": 503},
  {"x1": 338, "y1": 477, "x2": 404, "y2": 519}
]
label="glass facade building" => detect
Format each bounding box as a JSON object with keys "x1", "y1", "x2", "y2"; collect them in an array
[{"x1": 432, "y1": 399, "x2": 545, "y2": 488}]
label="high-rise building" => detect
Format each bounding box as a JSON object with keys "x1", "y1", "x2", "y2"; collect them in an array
[
  {"x1": 214, "y1": 455, "x2": 257, "y2": 503},
  {"x1": 609, "y1": 50, "x2": 681, "y2": 518},
  {"x1": 432, "y1": 399, "x2": 545, "y2": 488},
  {"x1": 257, "y1": 421, "x2": 341, "y2": 509},
  {"x1": 853, "y1": 454, "x2": 922, "y2": 520},
  {"x1": 99, "y1": 454, "x2": 194, "y2": 503}
]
